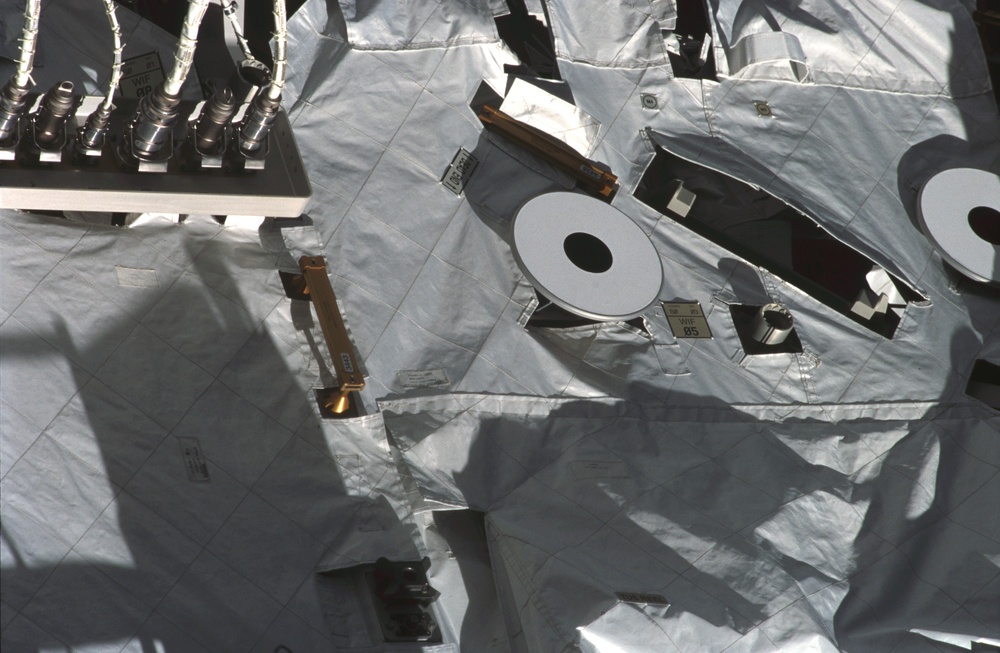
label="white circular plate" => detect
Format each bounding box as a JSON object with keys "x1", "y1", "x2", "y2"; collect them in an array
[
  {"x1": 511, "y1": 192, "x2": 664, "y2": 320},
  {"x1": 918, "y1": 167, "x2": 1000, "y2": 284}
]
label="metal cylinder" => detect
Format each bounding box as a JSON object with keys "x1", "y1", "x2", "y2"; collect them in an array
[
  {"x1": 0, "y1": 78, "x2": 31, "y2": 144},
  {"x1": 34, "y1": 81, "x2": 76, "y2": 147},
  {"x1": 238, "y1": 92, "x2": 280, "y2": 156},
  {"x1": 750, "y1": 303, "x2": 793, "y2": 345},
  {"x1": 228, "y1": 59, "x2": 271, "y2": 105},
  {"x1": 127, "y1": 83, "x2": 181, "y2": 160},
  {"x1": 78, "y1": 104, "x2": 114, "y2": 152},
  {"x1": 194, "y1": 86, "x2": 236, "y2": 152}
]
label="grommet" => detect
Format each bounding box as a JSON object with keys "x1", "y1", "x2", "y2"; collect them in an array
[{"x1": 753, "y1": 100, "x2": 773, "y2": 117}]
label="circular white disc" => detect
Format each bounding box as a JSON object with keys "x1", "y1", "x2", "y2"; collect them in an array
[
  {"x1": 511, "y1": 192, "x2": 664, "y2": 320},
  {"x1": 917, "y1": 168, "x2": 1000, "y2": 284}
]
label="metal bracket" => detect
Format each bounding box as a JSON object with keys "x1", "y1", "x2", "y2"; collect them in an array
[
  {"x1": 184, "y1": 120, "x2": 227, "y2": 170},
  {"x1": 478, "y1": 104, "x2": 618, "y2": 199},
  {"x1": 0, "y1": 96, "x2": 311, "y2": 216},
  {"x1": 29, "y1": 119, "x2": 69, "y2": 163},
  {"x1": 282, "y1": 257, "x2": 365, "y2": 417}
]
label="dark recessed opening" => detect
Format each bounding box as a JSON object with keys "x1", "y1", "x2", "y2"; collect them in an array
[
  {"x1": 527, "y1": 291, "x2": 648, "y2": 331},
  {"x1": 971, "y1": 642, "x2": 1000, "y2": 653},
  {"x1": 634, "y1": 146, "x2": 927, "y2": 339},
  {"x1": 969, "y1": 206, "x2": 1000, "y2": 245},
  {"x1": 966, "y1": 359, "x2": 1000, "y2": 409},
  {"x1": 564, "y1": 232, "x2": 613, "y2": 273},
  {"x1": 122, "y1": 0, "x2": 309, "y2": 67},
  {"x1": 668, "y1": 0, "x2": 717, "y2": 80},
  {"x1": 495, "y1": 0, "x2": 560, "y2": 79}
]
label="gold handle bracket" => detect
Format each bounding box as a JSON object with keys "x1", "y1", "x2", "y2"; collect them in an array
[
  {"x1": 284, "y1": 255, "x2": 365, "y2": 416},
  {"x1": 477, "y1": 105, "x2": 618, "y2": 199}
]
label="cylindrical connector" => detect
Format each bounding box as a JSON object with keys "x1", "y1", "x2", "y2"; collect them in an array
[
  {"x1": 0, "y1": 78, "x2": 31, "y2": 145},
  {"x1": 228, "y1": 59, "x2": 271, "y2": 105},
  {"x1": 238, "y1": 92, "x2": 281, "y2": 156},
  {"x1": 750, "y1": 303, "x2": 794, "y2": 345},
  {"x1": 77, "y1": 104, "x2": 114, "y2": 152},
  {"x1": 194, "y1": 86, "x2": 236, "y2": 152},
  {"x1": 34, "y1": 81, "x2": 76, "y2": 148},
  {"x1": 124, "y1": 82, "x2": 181, "y2": 161}
]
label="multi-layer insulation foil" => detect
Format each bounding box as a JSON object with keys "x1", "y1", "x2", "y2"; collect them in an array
[{"x1": 2, "y1": 0, "x2": 998, "y2": 651}]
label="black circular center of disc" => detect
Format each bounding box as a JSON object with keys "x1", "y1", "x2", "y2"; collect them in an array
[
  {"x1": 969, "y1": 206, "x2": 1000, "y2": 245},
  {"x1": 563, "y1": 232, "x2": 613, "y2": 273}
]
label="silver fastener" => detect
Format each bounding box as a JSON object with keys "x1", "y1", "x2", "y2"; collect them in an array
[{"x1": 754, "y1": 100, "x2": 773, "y2": 117}]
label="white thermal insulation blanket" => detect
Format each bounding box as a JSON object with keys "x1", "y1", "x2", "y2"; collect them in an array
[{"x1": 2, "y1": 0, "x2": 999, "y2": 652}]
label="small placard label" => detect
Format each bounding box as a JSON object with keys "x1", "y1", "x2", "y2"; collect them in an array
[
  {"x1": 441, "y1": 148, "x2": 478, "y2": 195},
  {"x1": 397, "y1": 368, "x2": 450, "y2": 389},
  {"x1": 115, "y1": 266, "x2": 159, "y2": 288},
  {"x1": 339, "y1": 352, "x2": 355, "y2": 374},
  {"x1": 177, "y1": 437, "x2": 210, "y2": 482},
  {"x1": 119, "y1": 52, "x2": 165, "y2": 99},
  {"x1": 663, "y1": 301, "x2": 713, "y2": 339},
  {"x1": 615, "y1": 592, "x2": 670, "y2": 606},
  {"x1": 570, "y1": 460, "x2": 631, "y2": 479}
]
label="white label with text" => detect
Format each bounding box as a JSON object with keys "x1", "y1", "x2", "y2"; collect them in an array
[
  {"x1": 441, "y1": 148, "x2": 478, "y2": 195},
  {"x1": 177, "y1": 437, "x2": 210, "y2": 482},
  {"x1": 397, "y1": 368, "x2": 450, "y2": 389},
  {"x1": 615, "y1": 592, "x2": 670, "y2": 606},
  {"x1": 663, "y1": 301, "x2": 713, "y2": 339},
  {"x1": 570, "y1": 460, "x2": 631, "y2": 479},
  {"x1": 119, "y1": 52, "x2": 165, "y2": 100},
  {"x1": 115, "y1": 266, "x2": 159, "y2": 288}
]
